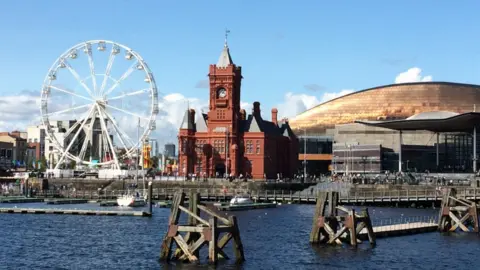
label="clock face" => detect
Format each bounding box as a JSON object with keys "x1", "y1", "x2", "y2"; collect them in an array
[{"x1": 217, "y1": 88, "x2": 227, "y2": 98}]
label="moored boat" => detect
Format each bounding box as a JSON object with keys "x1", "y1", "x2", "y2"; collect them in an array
[
  {"x1": 117, "y1": 192, "x2": 146, "y2": 207},
  {"x1": 230, "y1": 195, "x2": 253, "y2": 205}
]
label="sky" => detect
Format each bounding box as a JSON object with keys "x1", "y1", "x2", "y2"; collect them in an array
[{"x1": 1, "y1": 1, "x2": 480, "y2": 149}]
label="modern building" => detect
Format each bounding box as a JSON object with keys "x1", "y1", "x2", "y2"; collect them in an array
[
  {"x1": 177, "y1": 40, "x2": 298, "y2": 179},
  {"x1": 27, "y1": 125, "x2": 46, "y2": 159},
  {"x1": 164, "y1": 143, "x2": 176, "y2": 158},
  {"x1": 289, "y1": 82, "x2": 480, "y2": 174},
  {"x1": 0, "y1": 132, "x2": 27, "y2": 165},
  {"x1": 149, "y1": 139, "x2": 159, "y2": 157}
]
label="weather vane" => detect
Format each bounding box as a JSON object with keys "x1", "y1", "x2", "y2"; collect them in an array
[{"x1": 224, "y1": 28, "x2": 230, "y2": 47}]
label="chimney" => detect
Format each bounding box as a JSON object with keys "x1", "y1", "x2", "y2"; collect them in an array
[
  {"x1": 240, "y1": 109, "x2": 246, "y2": 120},
  {"x1": 271, "y1": 108, "x2": 278, "y2": 125},
  {"x1": 253, "y1": 101, "x2": 261, "y2": 117}
]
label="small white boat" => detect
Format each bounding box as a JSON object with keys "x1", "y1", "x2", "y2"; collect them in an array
[
  {"x1": 117, "y1": 192, "x2": 146, "y2": 207},
  {"x1": 230, "y1": 195, "x2": 253, "y2": 205}
]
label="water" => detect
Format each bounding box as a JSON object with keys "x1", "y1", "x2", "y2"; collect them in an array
[{"x1": 0, "y1": 203, "x2": 478, "y2": 269}]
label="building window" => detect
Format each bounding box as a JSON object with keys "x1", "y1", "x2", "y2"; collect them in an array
[
  {"x1": 256, "y1": 140, "x2": 260, "y2": 154},
  {"x1": 246, "y1": 140, "x2": 253, "y2": 154},
  {"x1": 0, "y1": 149, "x2": 5, "y2": 157},
  {"x1": 34, "y1": 138, "x2": 38, "y2": 143},
  {"x1": 216, "y1": 110, "x2": 226, "y2": 120},
  {"x1": 6, "y1": 150, "x2": 12, "y2": 159}
]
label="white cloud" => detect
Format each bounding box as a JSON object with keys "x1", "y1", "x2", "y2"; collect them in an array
[
  {"x1": 274, "y1": 90, "x2": 353, "y2": 119},
  {"x1": 276, "y1": 92, "x2": 320, "y2": 119},
  {"x1": 395, "y1": 67, "x2": 433, "y2": 83},
  {"x1": 320, "y1": 89, "x2": 354, "y2": 103}
]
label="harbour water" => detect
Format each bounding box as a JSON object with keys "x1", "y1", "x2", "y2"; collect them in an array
[{"x1": 0, "y1": 203, "x2": 478, "y2": 269}]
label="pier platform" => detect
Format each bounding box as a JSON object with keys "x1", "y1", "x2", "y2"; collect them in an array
[
  {"x1": 0, "y1": 197, "x2": 44, "y2": 203},
  {"x1": 0, "y1": 208, "x2": 151, "y2": 217},
  {"x1": 358, "y1": 222, "x2": 437, "y2": 240},
  {"x1": 45, "y1": 199, "x2": 89, "y2": 205}
]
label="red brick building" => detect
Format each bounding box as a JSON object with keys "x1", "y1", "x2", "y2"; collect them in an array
[{"x1": 178, "y1": 41, "x2": 298, "y2": 180}]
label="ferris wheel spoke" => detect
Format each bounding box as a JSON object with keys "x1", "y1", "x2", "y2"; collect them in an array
[
  {"x1": 49, "y1": 85, "x2": 94, "y2": 103},
  {"x1": 78, "y1": 124, "x2": 91, "y2": 162},
  {"x1": 101, "y1": 108, "x2": 134, "y2": 158},
  {"x1": 55, "y1": 105, "x2": 96, "y2": 169},
  {"x1": 63, "y1": 109, "x2": 92, "y2": 138},
  {"x1": 104, "y1": 103, "x2": 150, "y2": 121},
  {"x1": 107, "y1": 89, "x2": 149, "y2": 101},
  {"x1": 103, "y1": 60, "x2": 138, "y2": 97},
  {"x1": 46, "y1": 103, "x2": 91, "y2": 117},
  {"x1": 62, "y1": 60, "x2": 95, "y2": 98},
  {"x1": 85, "y1": 44, "x2": 98, "y2": 97},
  {"x1": 96, "y1": 104, "x2": 120, "y2": 169},
  {"x1": 99, "y1": 46, "x2": 117, "y2": 96}
]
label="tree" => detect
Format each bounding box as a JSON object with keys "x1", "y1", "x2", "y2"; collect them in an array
[
  {"x1": 39, "y1": 157, "x2": 47, "y2": 172},
  {"x1": 69, "y1": 160, "x2": 77, "y2": 169}
]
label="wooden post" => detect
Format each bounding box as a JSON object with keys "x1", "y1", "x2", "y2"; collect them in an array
[
  {"x1": 159, "y1": 192, "x2": 185, "y2": 261},
  {"x1": 208, "y1": 216, "x2": 218, "y2": 264},
  {"x1": 349, "y1": 209, "x2": 357, "y2": 247},
  {"x1": 229, "y1": 215, "x2": 245, "y2": 263},
  {"x1": 188, "y1": 191, "x2": 200, "y2": 257},
  {"x1": 148, "y1": 181, "x2": 153, "y2": 215},
  {"x1": 310, "y1": 192, "x2": 327, "y2": 243},
  {"x1": 363, "y1": 208, "x2": 376, "y2": 246}
]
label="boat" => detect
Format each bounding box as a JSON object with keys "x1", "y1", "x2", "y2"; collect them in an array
[
  {"x1": 117, "y1": 191, "x2": 146, "y2": 207},
  {"x1": 230, "y1": 195, "x2": 254, "y2": 205}
]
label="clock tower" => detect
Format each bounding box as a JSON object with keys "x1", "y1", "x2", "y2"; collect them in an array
[{"x1": 207, "y1": 34, "x2": 243, "y2": 175}]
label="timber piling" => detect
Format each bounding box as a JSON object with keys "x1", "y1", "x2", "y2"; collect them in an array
[{"x1": 159, "y1": 191, "x2": 245, "y2": 265}]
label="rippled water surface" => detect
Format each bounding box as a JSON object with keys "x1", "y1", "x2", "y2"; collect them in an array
[{"x1": 0, "y1": 203, "x2": 478, "y2": 269}]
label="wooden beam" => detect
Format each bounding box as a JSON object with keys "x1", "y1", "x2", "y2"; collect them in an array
[
  {"x1": 208, "y1": 217, "x2": 218, "y2": 264},
  {"x1": 178, "y1": 226, "x2": 209, "y2": 233},
  {"x1": 178, "y1": 235, "x2": 206, "y2": 261},
  {"x1": 448, "y1": 212, "x2": 470, "y2": 232},
  {"x1": 174, "y1": 235, "x2": 198, "y2": 262},
  {"x1": 179, "y1": 205, "x2": 210, "y2": 226},
  {"x1": 349, "y1": 209, "x2": 358, "y2": 247},
  {"x1": 327, "y1": 225, "x2": 348, "y2": 244},
  {"x1": 363, "y1": 208, "x2": 376, "y2": 245},
  {"x1": 197, "y1": 204, "x2": 231, "y2": 225}
]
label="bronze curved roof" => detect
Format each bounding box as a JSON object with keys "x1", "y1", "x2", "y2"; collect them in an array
[{"x1": 289, "y1": 82, "x2": 480, "y2": 134}]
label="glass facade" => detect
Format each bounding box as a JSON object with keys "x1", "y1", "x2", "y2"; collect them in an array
[{"x1": 298, "y1": 136, "x2": 332, "y2": 154}]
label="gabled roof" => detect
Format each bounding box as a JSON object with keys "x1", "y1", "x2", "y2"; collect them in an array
[
  {"x1": 196, "y1": 113, "x2": 208, "y2": 132},
  {"x1": 179, "y1": 110, "x2": 194, "y2": 130},
  {"x1": 216, "y1": 44, "x2": 233, "y2": 68}
]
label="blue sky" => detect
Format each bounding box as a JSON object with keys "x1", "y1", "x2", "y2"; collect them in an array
[{"x1": 1, "y1": 1, "x2": 480, "y2": 143}]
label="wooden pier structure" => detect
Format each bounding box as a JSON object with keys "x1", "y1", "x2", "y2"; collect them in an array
[
  {"x1": 310, "y1": 191, "x2": 439, "y2": 246},
  {"x1": 310, "y1": 192, "x2": 376, "y2": 246},
  {"x1": 40, "y1": 186, "x2": 480, "y2": 206},
  {"x1": 159, "y1": 191, "x2": 245, "y2": 264},
  {"x1": 438, "y1": 188, "x2": 479, "y2": 233}
]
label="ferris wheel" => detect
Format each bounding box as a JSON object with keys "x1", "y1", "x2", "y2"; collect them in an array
[{"x1": 40, "y1": 40, "x2": 159, "y2": 170}]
